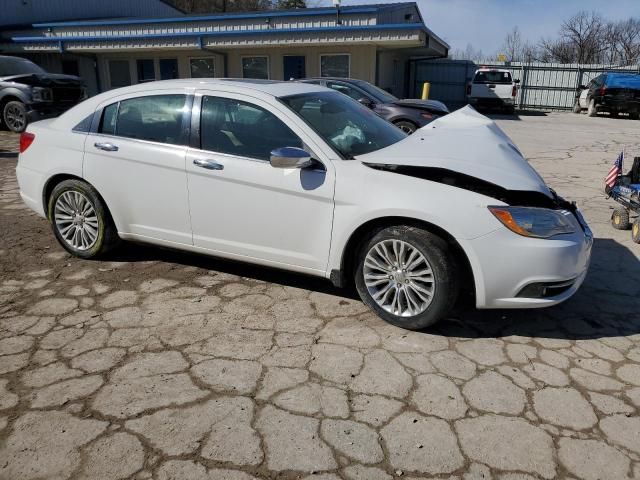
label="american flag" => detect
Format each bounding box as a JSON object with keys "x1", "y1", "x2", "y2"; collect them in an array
[{"x1": 605, "y1": 151, "x2": 624, "y2": 188}]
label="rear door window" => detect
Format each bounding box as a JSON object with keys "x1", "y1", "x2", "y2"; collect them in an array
[
  {"x1": 98, "y1": 94, "x2": 188, "y2": 145},
  {"x1": 473, "y1": 71, "x2": 512, "y2": 84}
]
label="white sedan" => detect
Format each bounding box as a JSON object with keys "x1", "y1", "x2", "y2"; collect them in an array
[{"x1": 16, "y1": 79, "x2": 592, "y2": 330}]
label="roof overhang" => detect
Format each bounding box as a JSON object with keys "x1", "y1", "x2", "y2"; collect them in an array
[{"x1": 4, "y1": 24, "x2": 440, "y2": 54}]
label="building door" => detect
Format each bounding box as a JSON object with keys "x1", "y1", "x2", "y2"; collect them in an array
[{"x1": 283, "y1": 56, "x2": 306, "y2": 80}]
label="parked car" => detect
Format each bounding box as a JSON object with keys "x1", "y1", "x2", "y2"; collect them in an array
[
  {"x1": 573, "y1": 72, "x2": 640, "y2": 119},
  {"x1": 298, "y1": 77, "x2": 449, "y2": 134},
  {"x1": 467, "y1": 68, "x2": 519, "y2": 113},
  {"x1": 0, "y1": 55, "x2": 86, "y2": 133},
  {"x1": 16, "y1": 79, "x2": 592, "y2": 330}
]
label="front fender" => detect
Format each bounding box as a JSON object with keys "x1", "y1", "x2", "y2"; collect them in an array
[{"x1": 0, "y1": 86, "x2": 30, "y2": 104}]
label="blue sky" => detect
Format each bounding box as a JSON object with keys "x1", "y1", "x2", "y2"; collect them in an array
[{"x1": 313, "y1": 0, "x2": 640, "y2": 54}]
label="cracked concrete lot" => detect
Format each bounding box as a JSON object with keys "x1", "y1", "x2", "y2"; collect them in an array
[{"x1": 1, "y1": 111, "x2": 640, "y2": 480}]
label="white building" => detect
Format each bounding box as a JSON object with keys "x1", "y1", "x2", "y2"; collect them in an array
[{"x1": 0, "y1": 0, "x2": 448, "y2": 97}]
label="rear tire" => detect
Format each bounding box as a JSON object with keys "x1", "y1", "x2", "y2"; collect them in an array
[
  {"x1": 354, "y1": 225, "x2": 459, "y2": 330},
  {"x1": 48, "y1": 179, "x2": 120, "y2": 259},
  {"x1": 3, "y1": 101, "x2": 28, "y2": 133},
  {"x1": 611, "y1": 207, "x2": 630, "y2": 230},
  {"x1": 587, "y1": 99, "x2": 597, "y2": 117},
  {"x1": 633, "y1": 220, "x2": 640, "y2": 244},
  {"x1": 393, "y1": 120, "x2": 418, "y2": 135}
]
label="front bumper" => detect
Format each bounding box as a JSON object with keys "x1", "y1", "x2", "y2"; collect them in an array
[
  {"x1": 468, "y1": 97, "x2": 515, "y2": 108},
  {"x1": 466, "y1": 214, "x2": 593, "y2": 309}
]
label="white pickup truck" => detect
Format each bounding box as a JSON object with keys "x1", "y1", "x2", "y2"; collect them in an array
[{"x1": 467, "y1": 68, "x2": 519, "y2": 113}]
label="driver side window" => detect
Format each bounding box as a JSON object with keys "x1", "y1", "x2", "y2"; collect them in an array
[{"x1": 200, "y1": 96, "x2": 303, "y2": 161}]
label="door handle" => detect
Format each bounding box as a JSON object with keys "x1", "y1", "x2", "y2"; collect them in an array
[
  {"x1": 193, "y1": 158, "x2": 224, "y2": 170},
  {"x1": 94, "y1": 142, "x2": 119, "y2": 152},
  {"x1": 488, "y1": 84, "x2": 496, "y2": 89}
]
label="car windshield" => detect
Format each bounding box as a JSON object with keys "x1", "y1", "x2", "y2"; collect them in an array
[
  {"x1": 281, "y1": 91, "x2": 407, "y2": 159},
  {"x1": 0, "y1": 57, "x2": 46, "y2": 76},
  {"x1": 473, "y1": 71, "x2": 512, "y2": 84},
  {"x1": 354, "y1": 81, "x2": 398, "y2": 103}
]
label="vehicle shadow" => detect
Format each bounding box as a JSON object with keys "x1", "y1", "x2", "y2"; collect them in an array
[
  {"x1": 107, "y1": 237, "x2": 638, "y2": 341},
  {"x1": 485, "y1": 110, "x2": 549, "y2": 122},
  {"x1": 106, "y1": 241, "x2": 354, "y2": 299},
  {"x1": 434, "y1": 237, "x2": 640, "y2": 340}
]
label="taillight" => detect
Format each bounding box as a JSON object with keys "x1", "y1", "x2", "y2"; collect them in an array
[
  {"x1": 19, "y1": 132, "x2": 35, "y2": 153},
  {"x1": 599, "y1": 86, "x2": 607, "y2": 95},
  {"x1": 512, "y1": 85, "x2": 517, "y2": 97}
]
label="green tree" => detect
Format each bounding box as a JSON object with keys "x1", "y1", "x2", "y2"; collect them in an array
[{"x1": 276, "y1": 0, "x2": 306, "y2": 9}]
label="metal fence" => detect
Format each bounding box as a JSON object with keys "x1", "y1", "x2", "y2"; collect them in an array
[{"x1": 412, "y1": 59, "x2": 640, "y2": 111}]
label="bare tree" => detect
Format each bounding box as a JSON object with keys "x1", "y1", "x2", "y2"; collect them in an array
[
  {"x1": 609, "y1": 18, "x2": 640, "y2": 64},
  {"x1": 503, "y1": 26, "x2": 523, "y2": 61},
  {"x1": 558, "y1": 10, "x2": 608, "y2": 63}
]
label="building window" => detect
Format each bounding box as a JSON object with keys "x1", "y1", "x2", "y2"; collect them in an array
[
  {"x1": 62, "y1": 60, "x2": 79, "y2": 77},
  {"x1": 159, "y1": 59, "x2": 179, "y2": 80},
  {"x1": 108, "y1": 60, "x2": 131, "y2": 88},
  {"x1": 242, "y1": 56, "x2": 269, "y2": 80},
  {"x1": 190, "y1": 58, "x2": 215, "y2": 78},
  {"x1": 136, "y1": 59, "x2": 155, "y2": 83},
  {"x1": 320, "y1": 54, "x2": 350, "y2": 78}
]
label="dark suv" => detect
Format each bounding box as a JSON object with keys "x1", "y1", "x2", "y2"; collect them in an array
[
  {"x1": 0, "y1": 56, "x2": 86, "y2": 132},
  {"x1": 298, "y1": 77, "x2": 449, "y2": 134},
  {"x1": 574, "y1": 72, "x2": 640, "y2": 119}
]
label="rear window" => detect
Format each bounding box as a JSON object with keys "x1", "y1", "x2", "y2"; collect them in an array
[
  {"x1": 473, "y1": 71, "x2": 512, "y2": 84},
  {"x1": 606, "y1": 74, "x2": 640, "y2": 89}
]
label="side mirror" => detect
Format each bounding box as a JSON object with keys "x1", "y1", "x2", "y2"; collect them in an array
[
  {"x1": 513, "y1": 79, "x2": 520, "y2": 84},
  {"x1": 358, "y1": 97, "x2": 374, "y2": 109},
  {"x1": 270, "y1": 147, "x2": 313, "y2": 169},
  {"x1": 578, "y1": 85, "x2": 586, "y2": 90}
]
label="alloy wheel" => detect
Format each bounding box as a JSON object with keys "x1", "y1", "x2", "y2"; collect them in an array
[
  {"x1": 54, "y1": 191, "x2": 100, "y2": 251},
  {"x1": 363, "y1": 239, "x2": 435, "y2": 317},
  {"x1": 5, "y1": 104, "x2": 26, "y2": 131}
]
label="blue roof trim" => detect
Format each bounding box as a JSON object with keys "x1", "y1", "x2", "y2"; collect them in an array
[
  {"x1": 32, "y1": 7, "x2": 380, "y2": 28},
  {"x1": 12, "y1": 23, "x2": 427, "y2": 43}
]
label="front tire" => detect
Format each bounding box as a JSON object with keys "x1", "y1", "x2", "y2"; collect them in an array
[
  {"x1": 393, "y1": 120, "x2": 417, "y2": 135},
  {"x1": 3, "y1": 101, "x2": 28, "y2": 133},
  {"x1": 611, "y1": 207, "x2": 630, "y2": 230},
  {"x1": 354, "y1": 226, "x2": 459, "y2": 330},
  {"x1": 48, "y1": 179, "x2": 119, "y2": 258},
  {"x1": 587, "y1": 99, "x2": 597, "y2": 117}
]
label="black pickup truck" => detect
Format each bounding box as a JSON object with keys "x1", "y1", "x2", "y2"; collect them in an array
[
  {"x1": 574, "y1": 72, "x2": 640, "y2": 119},
  {"x1": 0, "y1": 56, "x2": 86, "y2": 132}
]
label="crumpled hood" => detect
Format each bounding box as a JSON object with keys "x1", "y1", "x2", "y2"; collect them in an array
[
  {"x1": 356, "y1": 106, "x2": 551, "y2": 195},
  {"x1": 0, "y1": 73, "x2": 82, "y2": 87}
]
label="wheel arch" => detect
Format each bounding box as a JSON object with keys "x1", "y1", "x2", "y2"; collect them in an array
[
  {"x1": 42, "y1": 174, "x2": 117, "y2": 230},
  {"x1": 331, "y1": 215, "x2": 476, "y2": 300}
]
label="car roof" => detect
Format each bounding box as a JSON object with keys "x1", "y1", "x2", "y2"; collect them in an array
[{"x1": 119, "y1": 78, "x2": 327, "y2": 97}]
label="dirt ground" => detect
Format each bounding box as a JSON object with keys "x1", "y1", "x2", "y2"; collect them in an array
[{"x1": 0, "y1": 111, "x2": 639, "y2": 480}]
